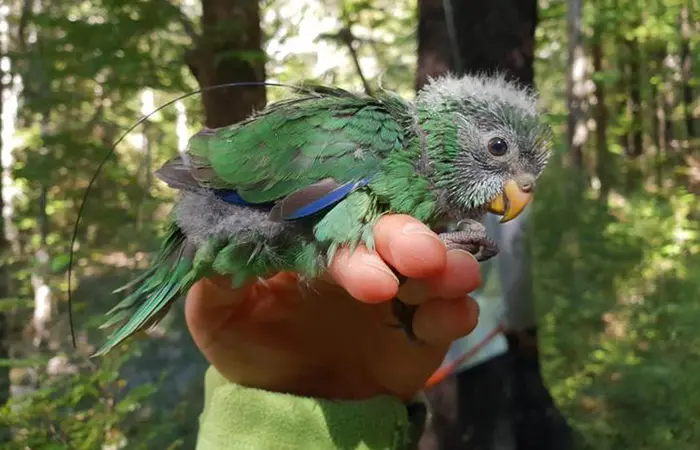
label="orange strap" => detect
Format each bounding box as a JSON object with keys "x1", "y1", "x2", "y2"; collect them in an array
[{"x1": 424, "y1": 322, "x2": 505, "y2": 389}]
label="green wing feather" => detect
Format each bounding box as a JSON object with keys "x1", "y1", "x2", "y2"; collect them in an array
[{"x1": 186, "y1": 89, "x2": 408, "y2": 202}]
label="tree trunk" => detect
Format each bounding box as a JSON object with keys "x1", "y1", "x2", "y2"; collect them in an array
[
  {"x1": 663, "y1": 79, "x2": 675, "y2": 152},
  {"x1": 612, "y1": 0, "x2": 631, "y2": 157},
  {"x1": 649, "y1": 40, "x2": 666, "y2": 184},
  {"x1": 566, "y1": 0, "x2": 587, "y2": 168},
  {"x1": 416, "y1": 0, "x2": 537, "y2": 89},
  {"x1": 621, "y1": 15, "x2": 645, "y2": 191},
  {"x1": 625, "y1": 36, "x2": 644, "y2": 158},
  {"x1": 649, "y1": 66, "x2": 663, "y2": 186},
  {"x1": 415, "y1": 0, "x2": 453, "y2": 91},
  {"x1": 416, "y1": 1, "x2": 574, "y2": 449},
  {"x1": 679, "y1": 3, "x2": 695, "y2": 141},
  {"x1": 136, "y1": 89, "x2": 154, "y2": 233},
  {"x1": 186, "y1": 0, "x2": 267, "y2": 128},
  {"x1": 649, "y1": 63, "x2": 661, "y2": 152},
  {"x1": 0, "y1": 4, "x2": 15, "y2": 424},
  {"x1": 15, "y1": 0, "x2": 55, "y2": 353},
  {"x1": 592, "y1": 17, "x2": 611, "y2": 198},
  {"x1": 653, "y1": 42, "x2": 674, "y2": 154},
  {"x1": 31, "y1": 181, "x2": 52, "y2": 349},
  {"x1": 0, "y1": 66, "x2": 11, "y2": 441}
]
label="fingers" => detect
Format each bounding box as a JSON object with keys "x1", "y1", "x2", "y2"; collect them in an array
[
  {"x1": 373, "y1": 215, "x2": 447, "y2": 279},
  {"x1": 413, "y1": 296, "x2": 480, "y2": 345},
  {"x1": 328, "y1": 246, "x2": 399, "y2": 303},
  {"x1": 328, "y1": 214, "x2": 448, "y2": 303},
  {"x1": 398, "y1": 249, "x2": 481, "y2": 305},
  {"x1": 329, "y1": 214, "x2": 483, "y2": 305}
]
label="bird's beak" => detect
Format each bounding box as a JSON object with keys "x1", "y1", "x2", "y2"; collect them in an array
[{"x1": 487, "y1": 179, "x2": 534, "y2": 223}]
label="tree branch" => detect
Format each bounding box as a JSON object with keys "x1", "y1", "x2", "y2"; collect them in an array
[
  {"x1": 159, "y1": 0, "x2": 200, "y2": 43},
  {"x1": 319, "y1": 26, "x2": 372, "y2": 95},
  {"x1": 340, "y1": 27, "x2": 372, "y2": 95},
  {"x1": 17, "y1": 0, "x2": 32, "y2": 51}
]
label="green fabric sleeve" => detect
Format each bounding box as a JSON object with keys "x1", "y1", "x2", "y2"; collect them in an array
[{"x1": 195, "y1": 366, "x2": 416, "y2": 450}]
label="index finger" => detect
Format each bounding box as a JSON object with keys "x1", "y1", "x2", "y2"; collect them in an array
[{"x1": 373, "y1": 214, "x2": 448, "y2": 279}]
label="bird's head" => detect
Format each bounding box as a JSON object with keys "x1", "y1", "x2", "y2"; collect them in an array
[{"x1": 415, "y1": 73, "x2": 552, "y2": 223}]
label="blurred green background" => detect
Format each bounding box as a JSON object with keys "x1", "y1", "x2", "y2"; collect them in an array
[{"x1": 0, "y1": 0, "x2": 698, "y2": 448}]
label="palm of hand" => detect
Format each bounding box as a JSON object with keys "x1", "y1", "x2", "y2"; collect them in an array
[{"x1": 185, "y1": 215, "x2": 482, "y2": 401}]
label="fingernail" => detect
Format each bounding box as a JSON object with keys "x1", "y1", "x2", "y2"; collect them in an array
[
  {"x1": 401, "y1": 223, "x2": 435, "y2": 237},
  {"x1": 388, "y1": 223, "x2": 446, "y2": 277},
  {"x1": 359, "y1": 253, "x2": 400, "y2": 284},
  {"x1": 447, "y1": 249, "x2": 478, "y2": 263}
]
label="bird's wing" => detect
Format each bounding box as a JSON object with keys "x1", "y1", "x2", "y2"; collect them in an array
[{"x1": 156, "y1": 89, "x2": 409, "y2": 220}]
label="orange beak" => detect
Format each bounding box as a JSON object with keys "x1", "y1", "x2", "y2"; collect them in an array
[{"x1": 487, "y1": 179, "x2": 534, "y2": 223}]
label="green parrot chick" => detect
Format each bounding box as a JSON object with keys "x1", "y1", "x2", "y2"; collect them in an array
[{"x1": 94, "y1": 73, "x2": 552, "y2": 355}]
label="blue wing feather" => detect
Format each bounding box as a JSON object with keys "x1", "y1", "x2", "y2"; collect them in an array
[
  {"x1": 215, "y1": 190, "x2": 275, "y2": 207},
  {"x1": 284, "y1": 178, "x2": 372, "y2": 220},
  {"x1": 214, "y1": 176, "x2": 372, "y2": 221}
]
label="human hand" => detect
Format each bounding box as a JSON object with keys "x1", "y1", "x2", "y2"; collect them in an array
[{"x1": 185, "y1": 214, "x2": 482, "y2": 402}]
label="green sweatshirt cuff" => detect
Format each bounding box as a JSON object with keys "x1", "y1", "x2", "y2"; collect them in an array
[{"x1": 196, "y1": 366, "x2": 416, "y2": 450}]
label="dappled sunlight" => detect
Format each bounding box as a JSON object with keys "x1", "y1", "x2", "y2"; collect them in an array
[
  {"x1": 534, "y1": 154, "x2": 700, "y2": 448},
  {"x1": 0, "y1": 0, "x2": 698, "y2": 448}
]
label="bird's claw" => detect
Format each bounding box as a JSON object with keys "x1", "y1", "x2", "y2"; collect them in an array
[
  {"x1": 439, "y1": 219, "x2": 499, "y2": 262},
  {"x1": 387, "y1": 269, "x2": 424, "y2": 344},
  {"x1": 390, "y1": 298, "x2": 422, "y2": 344}
]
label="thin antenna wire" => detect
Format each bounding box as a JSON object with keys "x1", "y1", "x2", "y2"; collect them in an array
[
  {"x1": 67, "y1": 81, "x2": 302, "y2": 349},
  {"x1": 441, "y1": 0, "x2": 462, "y2": 74},
  {"x1": 432, "y1": 0, "x2": 504, "y2": 379}
]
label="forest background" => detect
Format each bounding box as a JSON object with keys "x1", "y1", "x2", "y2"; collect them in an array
[{"x1": 0, "y1": 0, "x2": 698, "y2": 449}]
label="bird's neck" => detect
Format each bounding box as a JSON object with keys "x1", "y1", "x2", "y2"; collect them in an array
[{"x1": 407, "y1": 105, "x2": 465, "y2": 220}]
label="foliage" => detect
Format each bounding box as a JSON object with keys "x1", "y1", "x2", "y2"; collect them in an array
[
  {"x1": 533, "y1": 0, "x2": 699, "y2": 445},
  {"x1": 1, "y1": 348, "x2": 185, "y2": 449},
  {"x1": 533, "y1": 155, "x2": 700, "y2": 449},
  {"x1": 261, "y1": 0, "x2": 417, "y2": 101},
  {"x1": 2, "y1": 0, "x2": 204, "y2": 447}
]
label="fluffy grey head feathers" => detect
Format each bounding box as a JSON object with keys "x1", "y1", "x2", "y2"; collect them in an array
[
  {"x1": 413, "y1": 72, "x2": 552, "y2": 216},
  {"x1": 415, "y1": 72, "x2": 540, "y2": 117}
]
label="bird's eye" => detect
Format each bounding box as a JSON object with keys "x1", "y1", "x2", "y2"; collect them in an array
[{"x1": 487, "y1": 138, "x2": 509, "y2": 156}]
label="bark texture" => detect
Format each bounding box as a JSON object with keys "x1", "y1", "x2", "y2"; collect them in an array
[{"x1": 186, "y1": 0, "x2": 267, "y2": 128}]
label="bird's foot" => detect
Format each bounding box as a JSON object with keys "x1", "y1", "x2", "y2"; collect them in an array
[{"x1": 438, "y1": 219, "x2": 499, "y2": 262}]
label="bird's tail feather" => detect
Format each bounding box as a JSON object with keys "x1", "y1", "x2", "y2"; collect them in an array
[{"x1": 93, "y1": 222, "x2": 198, "y2": 357}]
